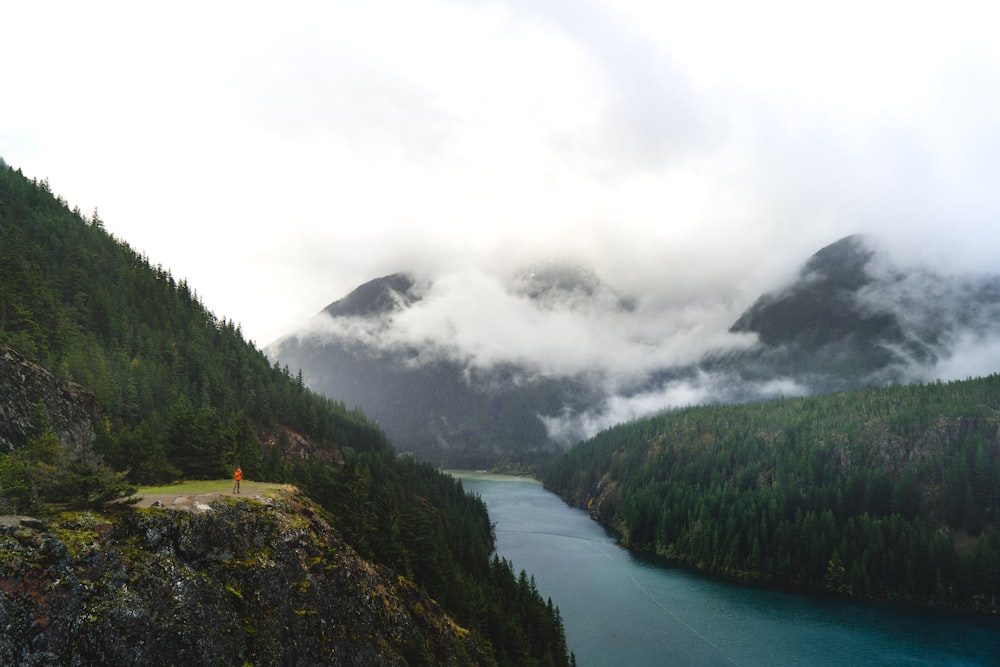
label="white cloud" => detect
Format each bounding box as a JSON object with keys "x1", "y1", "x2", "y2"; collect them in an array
[
  {"x1": 302, "y1": 262, "x2": 759, "y2": 387},
  {"x1": 3, "y1": 0, "x2": 1000, "y2": 350},
  {"x1": 539, "y1": 371, "x2": 810, "y2": 445},
  {"x1": 929, "y1": 334, "x2": 1000, "y2": 383}
]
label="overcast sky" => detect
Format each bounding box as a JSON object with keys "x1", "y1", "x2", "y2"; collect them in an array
[{"x1": 4, "y1": 0, "x2": 1000, "y2": 349}]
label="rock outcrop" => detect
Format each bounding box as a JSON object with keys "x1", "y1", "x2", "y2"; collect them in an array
[
  {"x1": 0, "y1": 343, "x2": 99, "y2": 453},
  {"x1": 0, "y1": 489, "x2": 492, "y2": 666}
]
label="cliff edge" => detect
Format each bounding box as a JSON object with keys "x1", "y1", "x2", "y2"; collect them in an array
[{"x1": 0, "y1": 488, "x2": 492, "y2": 666}]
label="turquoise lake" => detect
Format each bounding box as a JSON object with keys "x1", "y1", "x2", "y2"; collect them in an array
[{"x1": 456, "y1": 473, "x2": 1000, "y2": 666}]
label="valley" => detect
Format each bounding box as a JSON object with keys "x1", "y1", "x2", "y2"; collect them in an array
[{"x1": 271, "y1": 234, "x2": 1000, "y2": 469}]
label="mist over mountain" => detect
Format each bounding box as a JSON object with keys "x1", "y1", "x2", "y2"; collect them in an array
[
  {"x1": 270, "y1": 235, "x2": 1000, "y2": 466},
  {"x1": 322, "y1": 272, "x2": 421, "y2": 318},
  {"x1": 271, "y1": 268, "x2": 610, "y2": 466},
  {"x1": 726, "y1": 234, "x2": 1000, "y2": 384},
  {"x1": 510, "y1": 263, "x2": 636, "y2": 312}
]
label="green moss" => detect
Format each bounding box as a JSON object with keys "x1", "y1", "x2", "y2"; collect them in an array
[
  {"x1": 0, "y1": 544, "x2": 33, "y2": 570},
  {"x1": 47, "y1": 510, "x2": 111, "y2": 558},
  {"x1": 242, "y1": 619, "x2": 258, "y2": 637},
  {"x1": 222, "y1": 549, "x2": 273, "y2": 569}
]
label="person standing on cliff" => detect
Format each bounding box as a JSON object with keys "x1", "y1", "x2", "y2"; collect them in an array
[{"x1": 233, "y1": 466, "x2": 242, "y2": 494}]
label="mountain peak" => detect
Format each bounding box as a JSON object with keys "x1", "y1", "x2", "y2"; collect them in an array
[
  {"x1": 322, "y1": 273, "x2": 419, "y2": 318},
  {"x1": 802, "y1": 234, "x2": 876, "y2": 290},
  {"x1": 729, "y1": 233, "x2": 898, "y2": 348},
  {"x1": 511, "y1": 262, "x2": 635, "y2": 311},
  {"x1": 512, "y1": 262, "x2": 601, "y2": 300}
]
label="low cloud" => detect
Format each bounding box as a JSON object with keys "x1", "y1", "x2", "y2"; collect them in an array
[
  {"x1": 539, "y1": 372, "x2": 810, "y2": 445},
  {"x1": 927, "y1": 333, "x2": 1000, "y2": 383},
  {"x1": 8, "y1": 0, "x2": 1000, "y2": 362},
  {"x1": 303, "y1": 261, "x2": 760, "y2": 389},
  {"x1": 293, "y1": 231, "x2": 1000, "y2": 445},
  {"x1": 852, "y1": 248, "x2": 1000, "y2": 383}
]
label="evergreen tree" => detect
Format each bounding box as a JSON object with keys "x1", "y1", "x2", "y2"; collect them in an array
[
  {"x1": 0, "y1": 163, "x2": 570, "y2": 663},
  {"x1": 542, "y1": 375, "x2": 1000, "y2": 612}
]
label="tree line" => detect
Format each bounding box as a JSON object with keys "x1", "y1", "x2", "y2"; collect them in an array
[
  {"x1": 0, "y1": 162, "x2": 386, "y2": 484},
  {"x1": 0, "y1": 162, "x2": 570, "y2": 665},
  {"x1": 541, "y1": 378, "x2": 1000, "y2": 612},
  {"x1": 295, "y1": 453, "x2": 571, "y2": 665}
]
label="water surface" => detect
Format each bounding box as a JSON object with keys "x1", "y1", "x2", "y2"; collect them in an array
[{"x1": 456, "y1": 473, "x2": 1000, "y2": 666}]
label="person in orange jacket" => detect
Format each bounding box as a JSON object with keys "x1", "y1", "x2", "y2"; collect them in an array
[{"x1": 233, "y1": 466, "x2": 243, "y2": 494}]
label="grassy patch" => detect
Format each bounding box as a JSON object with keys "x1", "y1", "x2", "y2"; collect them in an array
[{"x1": 137, "y1": 480, "x2": 288, "y2": 495}]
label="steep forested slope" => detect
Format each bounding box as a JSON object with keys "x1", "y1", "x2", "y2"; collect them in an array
[
  {"x1": 0, "y1": 162, "x2": 386, "y2": 484},
  {"x1": 0, "y1": 162, "x2": 570, "y2": 665},
  {"x1": 541, "y1": 376, "x2": 1000, "y2": 612}
]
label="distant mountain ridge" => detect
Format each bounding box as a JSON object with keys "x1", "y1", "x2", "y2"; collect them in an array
[
  {"x1": 511, "y1": 262, "x2": 636, "y2": 311},
  {"x1": 322, "y1": 273, "x2": 420, "y2": 318},
  {"x1": 723, "y1": 234, "x2": 1000, "y2": 391},
  {"x1": 715, "y1": 233, "x2": 912, "y2": 390},
  {"x1": 271, "y1": 265, "x2": 614, "y2": 467},
  {"x1": 271, "y1": 235, "x2": 1000, "y2": 468},
  {"x1": 730, "y1": 234, "x2": 896, "y2": 347}
]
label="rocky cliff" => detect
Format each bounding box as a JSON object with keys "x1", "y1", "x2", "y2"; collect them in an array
[
  {"x1": 0, "y1": 343, "x2": 99, "y2": 453},
  {"x1": 0, "y1": 489, "x2": 493, "y2": 666}
]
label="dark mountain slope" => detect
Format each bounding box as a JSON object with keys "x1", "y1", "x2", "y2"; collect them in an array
[
  {"x1": 720, "y1": 234, "x2": 1000, "y2": 391},
  {"x1": 323, "y1": 272, "x2": 421, "y2": 318},
  {"x1": 272, "y1": 269, "x2": 604, "y2": 468},
  {"x1": 731, "y1": 234, "x2": 901, "y2": 348},
  {"x1": 0, "y1": 162, "x2": 571, "y2": 665}
]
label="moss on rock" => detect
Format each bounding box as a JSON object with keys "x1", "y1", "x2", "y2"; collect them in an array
[{"x1": 0, "y1": 489, "x2": 493, "y2": 665}]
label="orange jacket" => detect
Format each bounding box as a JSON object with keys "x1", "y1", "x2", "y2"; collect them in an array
[{"x1": 234, "y1": 468, "x2": 243, "y2": 481}]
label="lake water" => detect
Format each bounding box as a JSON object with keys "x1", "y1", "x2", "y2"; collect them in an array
[{"x1": 455, "y1": 473, "x2": 1000, "y2": 666}]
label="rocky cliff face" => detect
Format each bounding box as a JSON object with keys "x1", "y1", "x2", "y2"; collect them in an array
[
  {"x1": 0, "y1": 343, "x2": 100, "y2": 453},
  {"x1": 0, "y1": 490, "x2": 492, "y2": 666}
]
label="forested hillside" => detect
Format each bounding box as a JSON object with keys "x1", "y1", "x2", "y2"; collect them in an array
[
  {"x1": 0, "y1": 162, "x2": 570, "y2": 665},
  {"x1": 541, "y1": 376, "x2": 1000, "y2": 612},
  {"x1": 0, "y1": 160, "x2": 385, "y2": 484}
]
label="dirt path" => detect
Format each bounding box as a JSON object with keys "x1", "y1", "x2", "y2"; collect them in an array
[{"x1": 130, "y1": 481, "x2": 291, "y2": 511}]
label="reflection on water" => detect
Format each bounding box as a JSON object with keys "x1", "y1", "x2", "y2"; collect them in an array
[{"x1": 454, "y1": 472, "x2": 1000, "y2": 667}]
